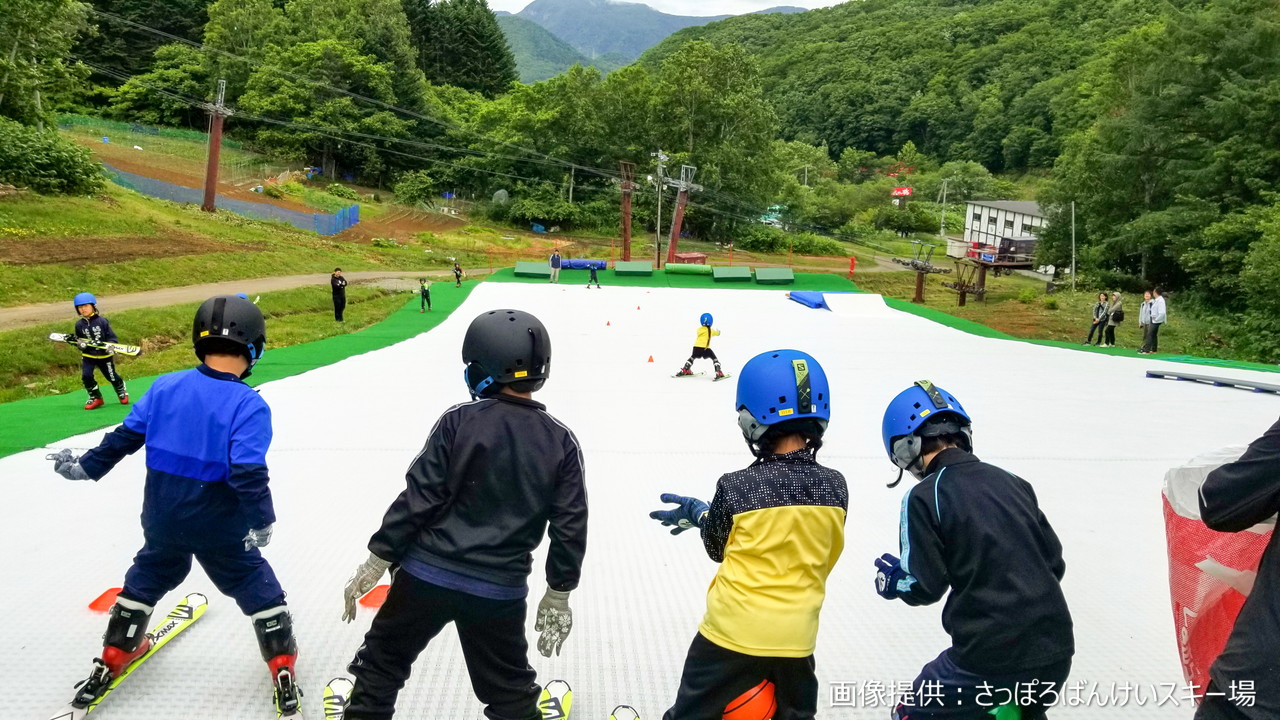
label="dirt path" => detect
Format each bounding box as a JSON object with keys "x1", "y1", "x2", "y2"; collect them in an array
[{"x1": 0, "y1": 271, "x2": 447, "y2": 331}]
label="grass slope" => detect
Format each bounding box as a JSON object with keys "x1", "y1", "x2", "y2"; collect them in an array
[{"x1": 0, "y1": 281, "x2": 478, "y2": 459}]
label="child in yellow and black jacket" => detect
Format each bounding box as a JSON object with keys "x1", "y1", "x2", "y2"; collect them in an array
[
  {"x1": 651, "y1": 349, "x2": 846, "y2": 720},
  {"x1": 676, "y1": 312, "x2": 725, "y2": 379}
]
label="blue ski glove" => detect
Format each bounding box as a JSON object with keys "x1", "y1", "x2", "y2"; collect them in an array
[
  {"x1": 649, "y1": 493, "x2": 709, "y2": 535},
  {"x1": 242, "y1": 524, "x2": 273, "y2": 551},
  {"x1": 47, "y1": 449, "x2": 91, "y2": 481},
  {"x1": 874, "y1": 553, "x2": 907, "y2": 599}
]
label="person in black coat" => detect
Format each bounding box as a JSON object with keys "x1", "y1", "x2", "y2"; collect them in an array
[
  {"x1": 331, "y1": 268, "x2": 347, "y2": 322},
  {"x1": 1196, "y1": 418, "x2": 1280, "y2": 720}
]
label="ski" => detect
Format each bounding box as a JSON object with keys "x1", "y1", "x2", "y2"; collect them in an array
[
  {"x1": 610, "y1": 705, "x2": 641, "y2": 720},
  {"x1": 47, "y1": 592, "x2": 208, "y2": 720},
  {"x1": 539, "y1": 679, "x2": 573, "y2": 719},
  {"x1": 712, "y1": 373, "x2": 734, "y2": 382},
  {"x1": 48, "y1": 333, "x2": 142, "y2": 357},
  {"x1": 321, "y1": 677, "x2": 354, "y2": 719},
  {"x1": 673, "y1": 372, "x2": 706, "y2": 378}
]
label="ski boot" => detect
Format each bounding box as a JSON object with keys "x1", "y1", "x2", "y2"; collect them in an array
[
  {"x1": 675, "y1": 367, "x2": 693, "y2": 377},
  {"x1": 118, "y1": 392, "x2": 130, "y2": 405},
  {"x1": 84, "y1": 397, "x2": 105, "y2": 411},
  {"x1": 715, "y1": 370, "x2": 725, "y2": 380},
  {"x1": 253, "y1": 606, "x2": 302, "y2": 716},
  {"x1": 74, "y1": 598, "x2": 154, "y2": 706}
]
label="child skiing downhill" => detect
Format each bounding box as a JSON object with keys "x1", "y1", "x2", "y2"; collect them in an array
[
  {"x1": 651, "y1": 349, "x2": 846, "y2": 720},
  {"x1": 676, "y1": 313, "x2": 725, "y2": 379},
  {"x1": 338, "y1": 309, "x2": 588, "y2": 720},
  {"x1": 47, "y1": 295, "x2": 303, "y2": 716},
  {"x1": 71, "y1": 292, "x2": 128, "y2": 409},
  {"x1": 875, "y1": 381, "x2": 1074, "y2": 719}
]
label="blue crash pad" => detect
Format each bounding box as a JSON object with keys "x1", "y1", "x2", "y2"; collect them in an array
[{"x1": 788, "y1": 291, "x2": 830, "y2": 310}]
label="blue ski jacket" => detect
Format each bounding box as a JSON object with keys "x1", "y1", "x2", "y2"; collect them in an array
[{"x1": 79, "y1": 364, "x2": 276, "y2": 548}]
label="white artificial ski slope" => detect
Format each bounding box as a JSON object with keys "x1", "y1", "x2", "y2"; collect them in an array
[{"x1": 3, "y1": 282, "x2": 1278, "y2": 719}]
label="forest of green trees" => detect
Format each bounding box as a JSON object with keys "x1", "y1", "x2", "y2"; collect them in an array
[{"x1": 2, "y1": 0, "x2": 1279, "y2": 359}]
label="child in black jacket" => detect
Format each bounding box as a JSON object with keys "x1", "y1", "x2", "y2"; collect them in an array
[
  {"x1": 339, "y1": 309, "x2": 587, "y2": 720},
  {"x1": 876, "y1": 381, "x2": 1074, "y2": 719}
]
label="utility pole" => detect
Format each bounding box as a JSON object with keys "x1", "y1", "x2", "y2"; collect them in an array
[
  {"x1": 651, "y1": 150, "x2": 668, "y2": 268},
  {"x1": 201, "y1": 79, "x2": 232, "y2": 213},
  {"x1": 1070, "y1": 201, "x2": 1077, "y2": 292},
  {"x1": 937, "y1": 178, "x2": 949, "y2": 240},
  {"x1": 568, "y1": 167, "x2": 575, "y2": 204},
  {"x1": 665, "y1": 165, "x2": 701, "y2": 265},
  {"x1": 619, "y1": 161, "x2": 635, "y2": 262}
]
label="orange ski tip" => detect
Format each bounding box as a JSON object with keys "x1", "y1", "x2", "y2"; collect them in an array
[
  {"x1": 359, "y1": 584, "x2": 390, "y2": 607},
  {"x1": 89, "y1": 587, "x2": 122, "y2": 613}
]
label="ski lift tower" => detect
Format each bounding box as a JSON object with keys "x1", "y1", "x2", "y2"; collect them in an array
[
  {"x1": 619, "y1": 161, "x2": 635, "y2": 262},
  {"x1": 665, "y1": 165, "x2": 701, "y2": 265},
  {"x1": 892, "y1": 240, "x2": 952, "y2": 304}
]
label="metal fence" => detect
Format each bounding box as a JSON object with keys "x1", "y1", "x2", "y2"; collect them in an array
[{"x1": 104, "y1": 164, "x2": 359, "y2": 235}]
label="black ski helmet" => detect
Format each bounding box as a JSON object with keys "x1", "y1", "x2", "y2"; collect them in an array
[
  {"x1": 192, "y1": 295, "x2": 267, "y2": 374},
  {"x1": 462, "y1": 309, "x2": 551, "y2": 397}
]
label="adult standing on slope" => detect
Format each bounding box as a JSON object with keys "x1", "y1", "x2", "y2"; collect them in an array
[
  {"x1": 331, "y1": 268, "x2": 348, "y2": 322},
  {"x1": 549, "y1": 248, "x2": 562, "y2": 284}
]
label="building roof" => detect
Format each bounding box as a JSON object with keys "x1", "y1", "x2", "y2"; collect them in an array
[{"x1": 966, "y1": 199, "x2": 1044, "y2": 217}]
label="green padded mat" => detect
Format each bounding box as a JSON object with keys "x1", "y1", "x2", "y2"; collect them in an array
[
  {"x1": 713, "y1": 266, "x2": 753, "y2": 282},
  {"x1": 754, "y1": 268, "x2": 795, "y2": 285},
  {"x1": 614, "y1": 261, "x2": 655, "y2": 276},
  {"x1": 514, "y1": 261, "x2": 551, "y2": 278}
]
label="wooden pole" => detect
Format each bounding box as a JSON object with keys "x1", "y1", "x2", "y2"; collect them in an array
[
  {"x1": 201, "y1": 80, "x2": 228, "y2": 213},
  {"x1": 914, "y1": 271, "x2": 925, "y2": 304}
]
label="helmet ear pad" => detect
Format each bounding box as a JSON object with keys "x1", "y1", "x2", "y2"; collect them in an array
[{"x1": 466, "y1": 362, "x2": 497, "y2": 397}]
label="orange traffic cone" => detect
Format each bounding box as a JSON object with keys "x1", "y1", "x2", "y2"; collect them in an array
[
  {"x1": 607, "y1": 321, "x2": 611, "y2": 326},
  {"x1": 647, "y1": 355, "x2": 654, "y2": 363}
]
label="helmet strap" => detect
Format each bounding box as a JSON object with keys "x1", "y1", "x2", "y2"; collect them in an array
[{"x1": 887, "y1": 467, "x2": 904, "y2": 489}]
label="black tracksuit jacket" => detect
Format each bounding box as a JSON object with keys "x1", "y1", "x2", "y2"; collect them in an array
[
  {"x1": 897, "y1": 448, "x2": 1075, "y2": 675},
  {"x1": 368, "y1": 393, "x2": 588, "y2": 592},
  {"x1": 1200, "y1": 416, "x2": 1280, "y2": 720}
]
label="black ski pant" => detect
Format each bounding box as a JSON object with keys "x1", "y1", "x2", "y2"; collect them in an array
[
  {"x1": 1194, "y1": 680, "x2": 1253, "y2": 720},
  {"x1": 420, "y1": 290, "x2": 431, "y2": 311},
  {"x1": 1104, "y1": 325, "x2": 1116, "y2": 346},
  {"x1": 333, "y1": 292, "x2": 347, "y2": 322},
  {"x1": 81, "y1": 357, "x2": 126, "y2": 400},
  {"x1": 345, "y1": 571, "x2": 540, "y2": 720},
  {"x1": 682, "y1": 347, "x2": 721, "y2": 374},
  {"x1": 893, "y1": 649, "x2": 1071, "y2": 720},
  {"x1": 663, "y1": 632, "x2": 817, "y2": 720}
]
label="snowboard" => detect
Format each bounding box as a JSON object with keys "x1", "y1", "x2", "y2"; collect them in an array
[
  {"x1": 48, "y1": 333, "x2": 142, "y2": 357},
  {"x1": 47, "y1": 592, "x2": 208, "y2": 720},
  {"x1": 539, "y1": 679, "x2": 573, "y2": 719}
]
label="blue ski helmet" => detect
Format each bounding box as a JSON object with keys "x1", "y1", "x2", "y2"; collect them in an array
[
  {"x1": 881, "y1": 380, "x2": 971, "y2": 482},
  {"x1": 700, "y1": 312, "x2": 713, "y2": 327},
  {"x1": 736, "y1": 349, "x2": 830, "y2": 453},
  {"x1": 73, "y1": 292, "x2": 97, "y2": 309}
]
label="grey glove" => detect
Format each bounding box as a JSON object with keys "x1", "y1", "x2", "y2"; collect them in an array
[
  {"x1": 342, "y1": 552, "x2": 391, "y2": 623},
  {"x1": 47, "y1": 449, "x2": 91, "y2": 481},
  {"x1": 242, "y1": 524, "x2": 273, "y2": 551},
  {"x1": 534, "y1": 588, "x2": 572, "y2": 657}
]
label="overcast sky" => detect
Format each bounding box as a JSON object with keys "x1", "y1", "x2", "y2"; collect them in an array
[{"x1": 490, "y1": 0, "x2": 843, "y2": 17}]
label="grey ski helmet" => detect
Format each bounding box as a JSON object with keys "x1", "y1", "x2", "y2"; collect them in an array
[
  {"x1": 462, "y1": 309, "x2": 551, "y2": 398},
  {"x1": 193, "y1": 295, "x2": 266, "y2": 375}
]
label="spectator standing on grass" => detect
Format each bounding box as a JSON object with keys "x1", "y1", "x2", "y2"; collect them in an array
[
  {"x1": 1104, "y1": 291, "x2": 1124, "y2": 348},
  {"x1": 331, "y1": 268, "x2": 348, "y2": 322},
  {"x1": 1138, "y1": 291, "x2": 1152, "y2": 345},
  {"x1": 549, "y1": 249, "x2": 562, "y2": 284},
  {"x1": 1141, "y1": 288, "x2": 1167, "y2": 354},
  {"x1": 1083, "y1": 292, "x2": 1109, "y2": 346}
]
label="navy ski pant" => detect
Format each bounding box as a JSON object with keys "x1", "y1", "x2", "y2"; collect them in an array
[
  {"x1": 120, "y1": 540, "x2": 285, "y2": 615},
  {"x1": 81, "y1": 357, "x2": 125, "y2": 399},
  {"x1": 345, "y1": 571, "x2": 540, "y2": 720},
  {"x1": 894, "y1": 649, "x2": 1071, "y2": 719},
  {"x1": 663, "y1": 632, "x2": 818, "y2": 720}
]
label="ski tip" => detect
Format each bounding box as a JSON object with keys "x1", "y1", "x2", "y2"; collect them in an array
[
  {"x1": 538, "y1": 679, "x2": 573, "y2": 719},
  {"x1": 610, "y1": 705, "x2": 641, "y2": 720}
]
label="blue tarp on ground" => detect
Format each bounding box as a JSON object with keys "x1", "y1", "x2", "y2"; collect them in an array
[
  {"x1": 561, "y1": 259, "x2": 607, "y2": 270},
  {"x1": 104, "y1": 164, "x2": 359, "y2": 235},
  {"x1": 788, "y1": 291, "x2": 831, "y2": 310}
]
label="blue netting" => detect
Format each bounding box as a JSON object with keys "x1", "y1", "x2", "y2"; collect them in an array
[{"x1": 104, "y1": 164, "x2": 359, "y2": 235}]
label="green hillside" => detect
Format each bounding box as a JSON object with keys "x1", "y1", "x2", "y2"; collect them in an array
[{"x1": 497, "y1": 14, "x2": 624, "y2": 83}]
